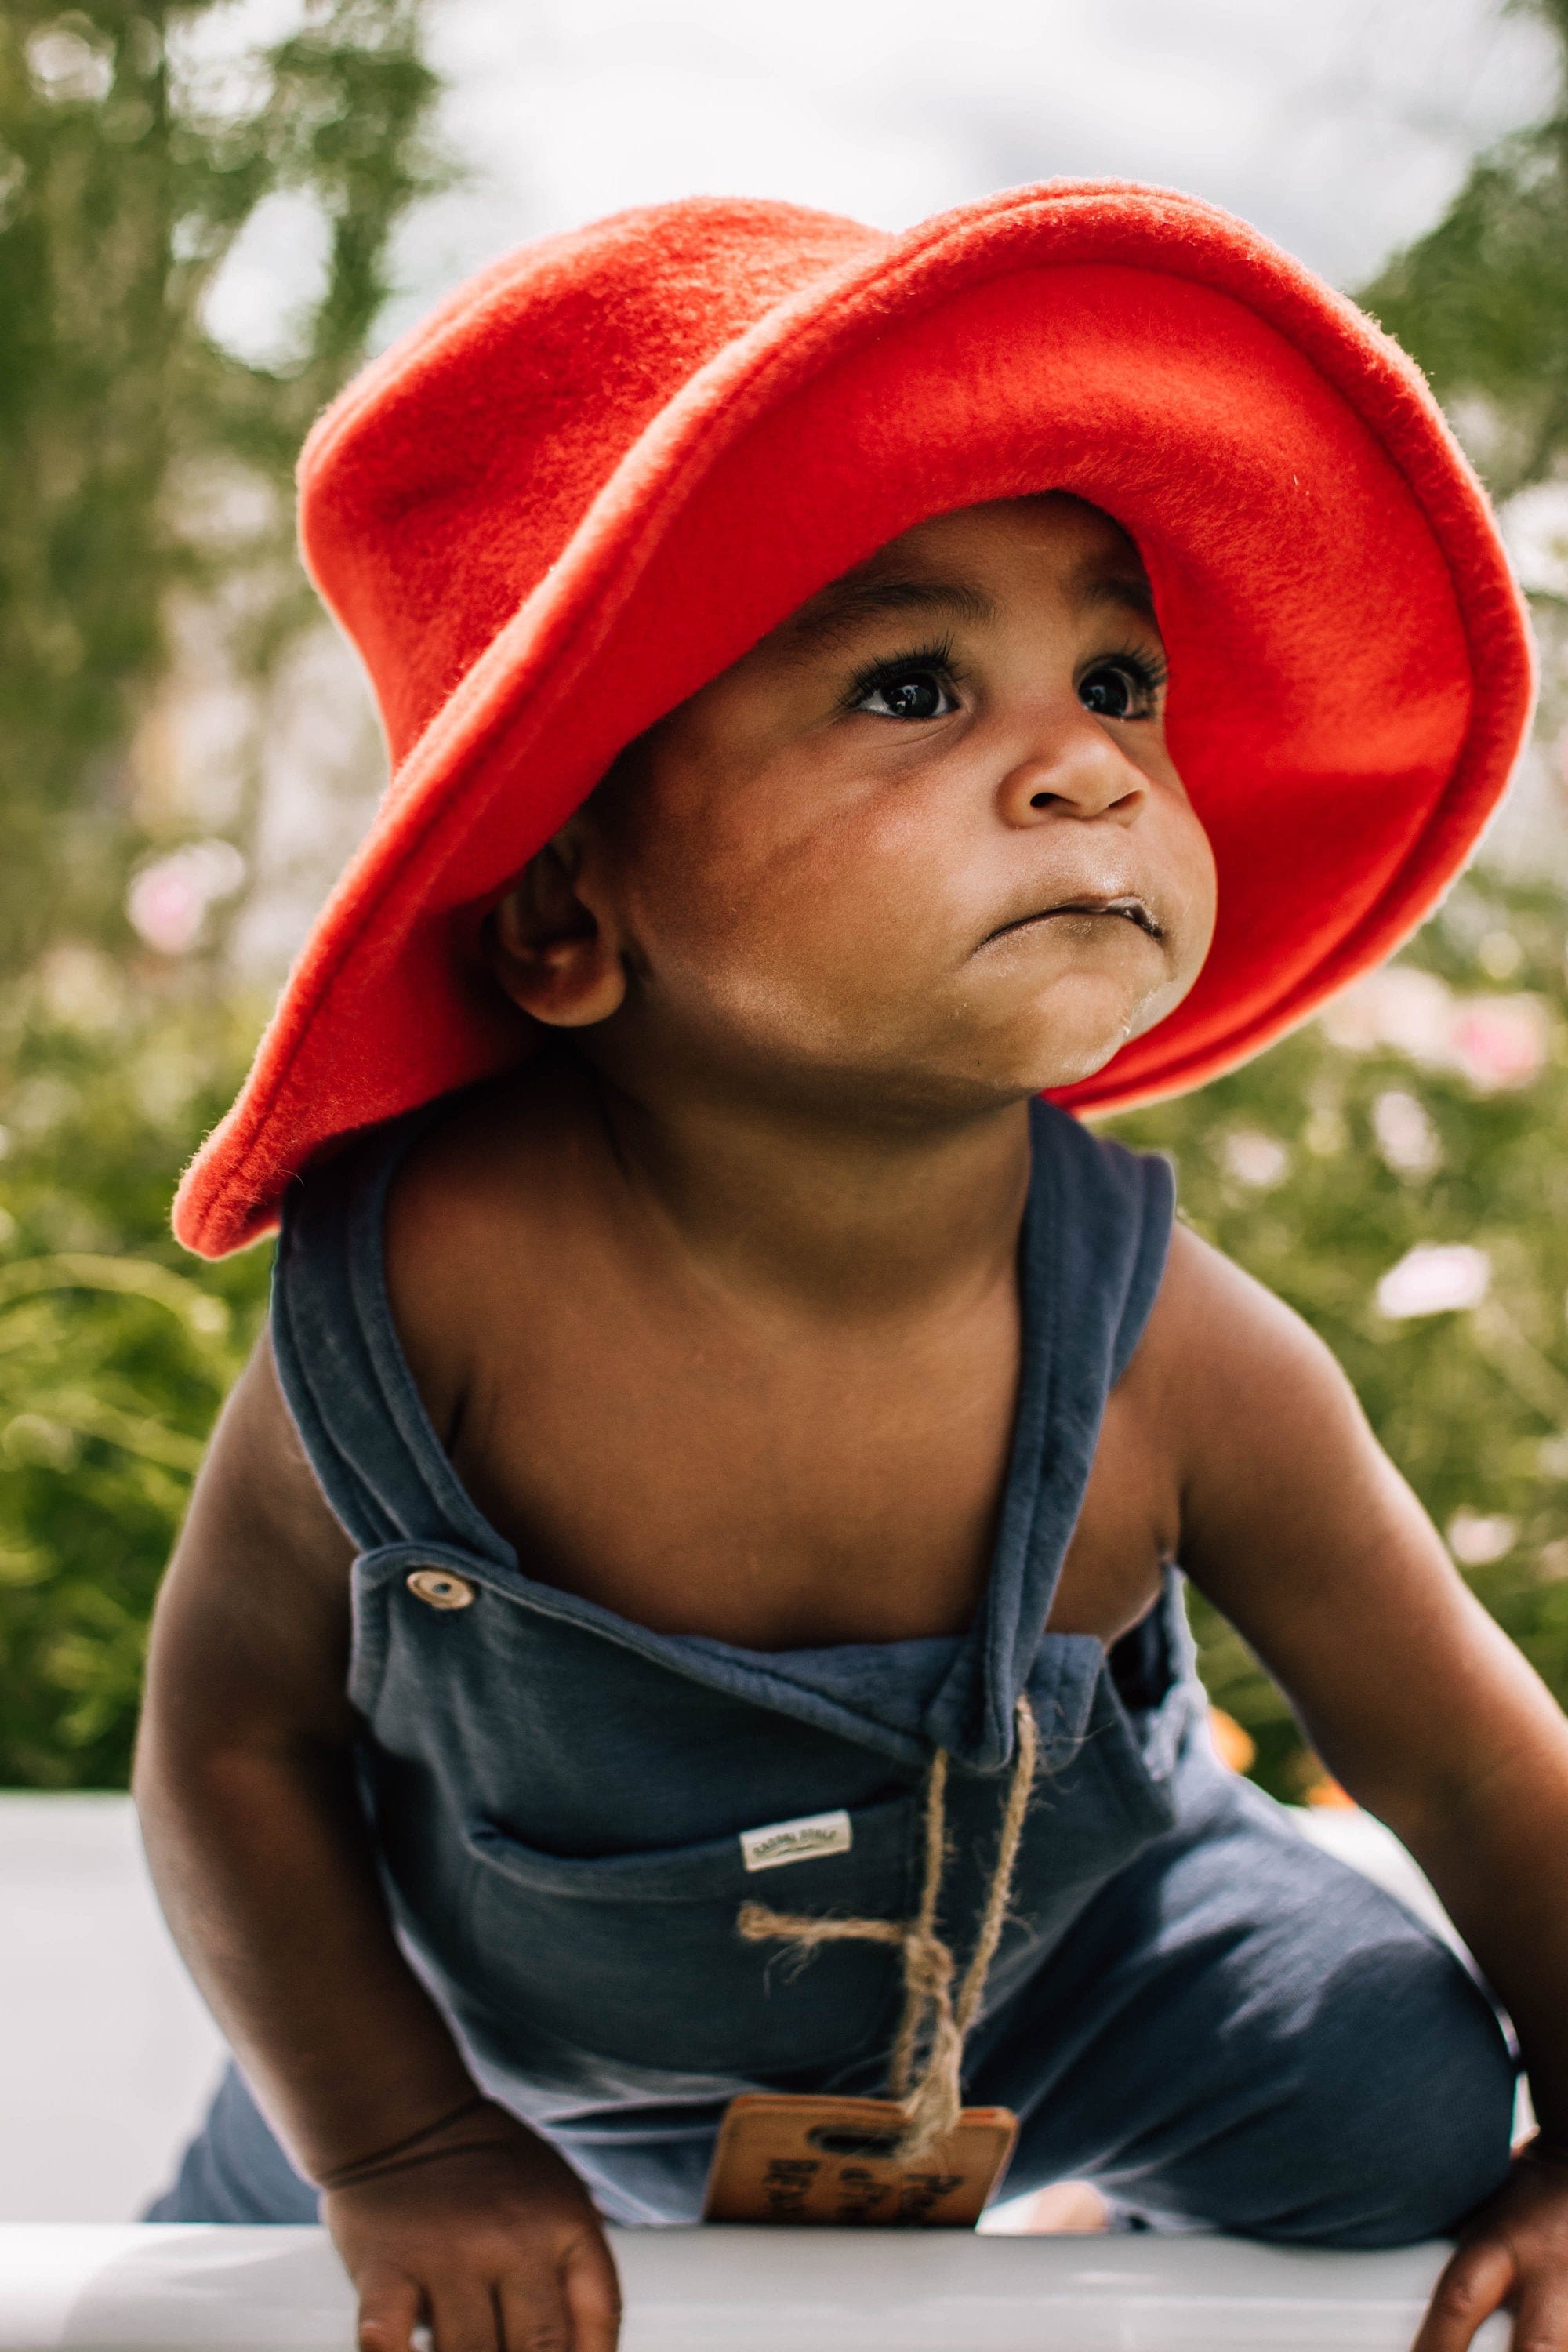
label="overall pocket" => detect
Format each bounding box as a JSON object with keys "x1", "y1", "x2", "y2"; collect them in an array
[{"x1": 463, "y1": 1788, "x2": 916, "y2": 2078}]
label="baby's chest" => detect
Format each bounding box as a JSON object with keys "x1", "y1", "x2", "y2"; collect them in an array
[
  {"x1": 430, "y1": 1283, "x2": 1172, "y2": 1653},
  {"x1": 443, "y1": 1304, "x2": 1004, "y2": 1646}
]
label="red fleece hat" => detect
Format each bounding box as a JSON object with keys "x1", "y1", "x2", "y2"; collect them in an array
[{"x1": 174, "y1": 180, "x2": 1533, "y2": 1257}]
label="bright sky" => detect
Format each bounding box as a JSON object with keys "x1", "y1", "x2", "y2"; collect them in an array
[
  {"x1": 198, "y1": 0, "x2": 1558, "y2": 368},
  {"x1": 401, "y1": 0, "x2": 1550, "y2": 304}
]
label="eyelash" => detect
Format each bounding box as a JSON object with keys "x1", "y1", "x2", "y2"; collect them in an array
[
  {"x1": 842, "y1": 638, "x2": 964, "y2": 713},
  {"x1": 841, "y1": 637, "x2": 1170, "y2": 719},
  {"x1": 1088, "y1": 642, "x2": 1169, "y2": 708}
]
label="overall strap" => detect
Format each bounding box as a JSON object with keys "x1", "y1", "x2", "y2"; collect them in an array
[
  {"x1": 270, "y1": 1102, "x2": 514, "y2": 1563},
  {"x1": 924, "y1": 1101, "x2": 1175, "y2": 1770}
]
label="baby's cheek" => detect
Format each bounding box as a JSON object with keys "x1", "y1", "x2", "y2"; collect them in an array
[
  {"x1": 720, "y1": 881, "x2": 946, "y2": 1056},
  {"x1": 629, "y1": 771, "x2": 960, "y2": 1040},
  {"x1": 1165, "y1": 858, "x2": 1219, "y2": 998},
  {"x1": 1174, "y1": 806, "x2": 1219, "y2": 935}
]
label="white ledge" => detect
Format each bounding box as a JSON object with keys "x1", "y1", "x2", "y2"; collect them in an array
[{"x1": 0, "y1": 2223, "x2": 1509, "y2": 2351}]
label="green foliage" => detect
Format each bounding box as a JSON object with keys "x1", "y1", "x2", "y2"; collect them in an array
[
  {"x1": 1110, "y1": 877, "x2": 1568, "y2": 1797},
  {"x1": 0, "y1": 0, "x2": 441, "y2": 1785},
  {"x1": 0, "y1": 985, "x2": 273, "y2": 1784}
]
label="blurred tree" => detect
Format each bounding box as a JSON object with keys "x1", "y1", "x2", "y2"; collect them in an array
[
  {"x1": 0, "y1": 0, "x2": 444, "y2": 1784},
  {"x1": 0, "y1": 0, "x2": 442, "y2": 973},
  {"x1": 1362, "y1": 0, "x2": 1568, "y2": 499}
]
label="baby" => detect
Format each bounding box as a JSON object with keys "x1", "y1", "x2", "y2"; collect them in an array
[{"x1": 136, "y1": 187, "x2": 1568, "y2": 2352}]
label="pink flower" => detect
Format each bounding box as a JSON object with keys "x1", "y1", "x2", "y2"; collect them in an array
[
  {"x1": 1376, "y1": 1243, "x2": 1491, "y2": 1319},
  {"x1": 126, "y1": 863, "x2": 205, "y2": 956},
  {"x1": 1322, "y1": 967, "x2": 1550, "y2": 1093},
  {"x1": 1321, "y1": 968, "x2": 1454, "y2": 1063},
  {"x1": 125, "y1": 841, "x2": 245, "y2": 958},
  {"x1": 1448, "y1": 996, "x2": 1549, "y2": 1091}
]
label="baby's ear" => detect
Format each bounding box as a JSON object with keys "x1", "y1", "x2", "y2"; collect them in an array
[{"x1": 482, "y1": 823, "x2": 629, "y2": 1028}]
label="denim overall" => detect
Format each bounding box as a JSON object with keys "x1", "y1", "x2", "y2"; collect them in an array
[{"x1": 153, "y1": 1098, "x2": 1516, "y2": 2243}]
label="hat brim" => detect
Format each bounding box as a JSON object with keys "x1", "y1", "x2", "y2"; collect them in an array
[{"x1": 175, "y1": 182, "x2": 1533, "y2": 1256}]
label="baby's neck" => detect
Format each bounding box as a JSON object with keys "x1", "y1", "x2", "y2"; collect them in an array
[{"x1": 557, "y1": 1046, "x2": 1034, "y2": 1323}]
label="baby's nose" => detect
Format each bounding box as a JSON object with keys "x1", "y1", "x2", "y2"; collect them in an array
[{"x1": 1001, "y1": 709, "x2": 1146, "y2": 826}]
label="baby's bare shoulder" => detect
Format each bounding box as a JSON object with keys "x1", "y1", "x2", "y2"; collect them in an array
[
  {"x1": 196, "y1": 1332, "x2": 356, "y2": 1589},
  {"x1": 1134, "y1": 1219, "x2": 1354, "y2": 1443},
  {"x1": 380, "y1": 1069, "x2": 593, "y2": 1446},
  {"x1": 142, "y1": 1330, "x2": 359, "y2": 1748},
  {"x1": 1133, "y1": 1218, "x2": 1390, "y2": 1608}
]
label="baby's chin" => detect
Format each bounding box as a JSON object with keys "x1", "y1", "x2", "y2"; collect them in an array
[
  {"x1": 989, "y1": 972, "x2": 1185, "y2": 1095},
  {"x1": 891, "y1": 1023, "x2": 1142, "y2": 1116}
]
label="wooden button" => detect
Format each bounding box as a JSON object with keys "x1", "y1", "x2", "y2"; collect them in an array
[{"x1": 406, "y1": 1567, "x2": 476, "y2": 1610}]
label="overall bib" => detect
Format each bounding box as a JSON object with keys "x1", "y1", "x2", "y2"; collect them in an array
[{"x1": 153, "y1": 1100, "x2": 1515, "y2": 2243}]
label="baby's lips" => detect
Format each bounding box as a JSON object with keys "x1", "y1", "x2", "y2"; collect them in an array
[
  {"x1": 982, "y1": 888, "x2": 1165, "y2": 947},
  {"x1": 1065, "y1": 894, "x2": 1164, "y2": 939}
]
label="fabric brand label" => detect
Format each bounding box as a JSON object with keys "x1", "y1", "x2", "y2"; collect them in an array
[{"x1": 740, "y1": 1809, "x2": 853, "y2": 1873}]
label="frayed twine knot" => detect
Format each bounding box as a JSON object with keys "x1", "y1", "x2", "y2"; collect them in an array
[{"x1": 739, "y1": 1695, "x2": 1039, "y2": 2163}]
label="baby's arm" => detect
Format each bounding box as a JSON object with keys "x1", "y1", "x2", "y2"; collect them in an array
[
  {"x1": 1154, "y1": 1226, "x2": 1568, "y2": 2352},
  {"x1": 134, "y1": 1335, "x2": 619, "y2": 2352}
]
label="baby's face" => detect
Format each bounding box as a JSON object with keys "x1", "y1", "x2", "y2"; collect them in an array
[{"x1": 506, "y1": 495, "x2": 1216, "y2": 1119}]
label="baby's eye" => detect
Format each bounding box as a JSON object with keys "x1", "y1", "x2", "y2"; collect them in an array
[
  {"x1": 854, "y1": 666, "x2": 959, "y2": 721},
  {"x1": 1079, "y1": 659, "x2": 1160, "y2": 722}
]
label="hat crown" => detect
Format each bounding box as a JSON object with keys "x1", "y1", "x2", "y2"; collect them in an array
[{"x1": 301, "y1": 198, "x2": 885, "y2": 765}]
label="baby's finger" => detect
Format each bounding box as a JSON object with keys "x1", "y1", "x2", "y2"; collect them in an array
[
  {"x1": 354, "y1": 2264, "x2": 425, "y2": 2352},
  {"x1": 425, "y1": 2279, "x2": 503, "y2": 2352},
  {"x1": 496, "y1": 2266, "x2": 577, "y2": 2352},
  {"x1": 1507, "y1": 2278, "x2": 1568, "y2": 2352},
  {"x1": 1410, "y1": 2238, "x2": 1515, "y2": 2352},
  {"x1": 560, "y1": 2230, "x2": 622, "y2": 2351}
]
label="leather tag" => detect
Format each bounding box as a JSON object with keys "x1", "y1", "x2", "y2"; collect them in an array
[{"x1": 702, "y1": 2093, "x2": 1018, "y2": 2227}]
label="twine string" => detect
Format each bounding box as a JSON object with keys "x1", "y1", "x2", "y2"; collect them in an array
[{"x1": 738, "y1": 1695, "x2": 1039, "y2": 2164}]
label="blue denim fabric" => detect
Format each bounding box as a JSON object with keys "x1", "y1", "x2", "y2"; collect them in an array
[{"x1": 150, "y1": 1094, "x2": 1514, "y2": 2236}]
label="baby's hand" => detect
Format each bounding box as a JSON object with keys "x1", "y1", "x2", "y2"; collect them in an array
[
  {"x1": 1412, "y1": 2140, "x2": 1568, "y2": 2352},
  {"x1": 323, "y1": 2107, "x2": 620, "y2": 2352}
]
